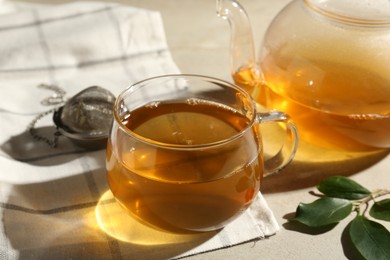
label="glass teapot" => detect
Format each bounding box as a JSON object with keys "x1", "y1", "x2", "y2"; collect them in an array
[{"x1": 217, "y1": 0, "x2": 390, "y2": 151}]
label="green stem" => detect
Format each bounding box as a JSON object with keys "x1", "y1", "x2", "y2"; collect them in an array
[{"x1": 355, "y1": 188, "x2": 390, "y2": 216}]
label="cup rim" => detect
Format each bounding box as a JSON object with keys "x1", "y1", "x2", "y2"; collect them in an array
[{"x1": 113, "y1": 74, "x2": 258, "y2": 150}]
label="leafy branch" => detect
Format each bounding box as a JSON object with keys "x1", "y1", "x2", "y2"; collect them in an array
[{"x1": 289, "y1": 176, "x2": 390, "y2": 260}]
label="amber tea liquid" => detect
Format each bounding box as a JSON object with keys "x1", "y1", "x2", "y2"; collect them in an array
[
  {"x1": 234, "y1": 59, "x2": 390, "y2": 151},
  {"x1": 106, "y1": 100, "x2": 263, "y2": 232}
]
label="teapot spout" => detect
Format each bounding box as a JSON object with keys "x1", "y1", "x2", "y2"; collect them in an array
[{"x1": 216, "y1": 0, "x2": 260, "y2": 88}]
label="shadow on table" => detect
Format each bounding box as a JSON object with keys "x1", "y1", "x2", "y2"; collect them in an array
[
  {"x1": 1, "y1": 126, "x2": 91, "y2": 166},
  {"x1": 261, "y1": 139, "x2": 390, "y2": 193},
  {"x1": 282, "y1": 212, "x2": 366, "y2": 260},
  {"x1": 1, "y1": 169, "x2": 217, "y2": 260}
]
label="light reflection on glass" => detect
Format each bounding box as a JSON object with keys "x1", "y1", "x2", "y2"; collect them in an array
[{"x1": 95, "y1": 190, "x2": 217, "y2": 246}]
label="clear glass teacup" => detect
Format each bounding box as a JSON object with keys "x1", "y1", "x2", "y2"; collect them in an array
[{"x1": 106, "y1": 74, "x2": 298, "y2": 232}]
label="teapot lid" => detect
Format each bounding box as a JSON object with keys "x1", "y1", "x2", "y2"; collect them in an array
[{"x1": 305, "y1": 0, "x2": 390, "y2": 26}]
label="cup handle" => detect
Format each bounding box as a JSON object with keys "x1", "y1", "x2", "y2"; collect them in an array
[{"x1": 257, "y1": 110, "x2": 299, "y2": 177}]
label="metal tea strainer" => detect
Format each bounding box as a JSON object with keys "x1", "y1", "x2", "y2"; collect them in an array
[{"x1": 29, "y1": 84, "x2": 115, "y2": 150}]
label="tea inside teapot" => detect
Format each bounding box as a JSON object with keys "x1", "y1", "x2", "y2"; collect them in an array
[{"x1": 218, "y1": 0, "x2": 390, "y2": 151}]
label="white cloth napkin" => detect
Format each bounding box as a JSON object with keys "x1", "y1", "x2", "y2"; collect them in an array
[{"x1": 0, "y1": 1, "x2": 279, "y2": 259}]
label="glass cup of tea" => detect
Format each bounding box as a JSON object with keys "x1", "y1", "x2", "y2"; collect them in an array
[{"x1": 106, "y1": 74, "x2": 298, "y2": 233}]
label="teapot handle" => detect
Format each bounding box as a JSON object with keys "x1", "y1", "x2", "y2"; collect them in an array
[{"x1": 216, "y1": 0, "x2": 257, "y2": 75}]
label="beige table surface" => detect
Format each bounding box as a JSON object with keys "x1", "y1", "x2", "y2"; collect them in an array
[{"x1": 13, "y1": 0, "x2": 390, "y2": 259}]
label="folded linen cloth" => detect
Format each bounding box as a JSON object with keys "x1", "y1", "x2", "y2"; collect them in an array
[{"x1": 0, "y1": 1, "x2": 279, "y2": 259}]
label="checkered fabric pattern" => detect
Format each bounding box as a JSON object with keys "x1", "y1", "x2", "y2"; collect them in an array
[{"x1": 0, "y1": 2, "x2": 279, "y2": 259}]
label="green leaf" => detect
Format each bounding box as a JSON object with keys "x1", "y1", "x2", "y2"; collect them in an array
[
  {"x1": 293, "y1": 197, "x2": 352, "y2": 227},
  {"x1": 317, "y1": 176, "x2": 371, "y2": 200},
  {"x1": 370, "y1": 198, "x2": 390, "y2": 222},
  {"x1": 349, "y1": 215, "x2": 390, "y2": 260}
]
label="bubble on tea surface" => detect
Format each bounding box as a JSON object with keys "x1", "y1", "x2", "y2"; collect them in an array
[
  {"x1": 60, "y1": 86, "x2": 116, "y2": 136},
  {"x1": 186, "y1": 98, "x2": 201, "y2": 106},
  {"x1": 145, "y1": 101, "x2": 161, "y2": 108}
]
